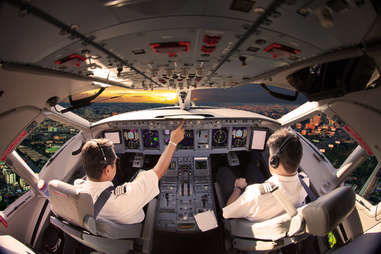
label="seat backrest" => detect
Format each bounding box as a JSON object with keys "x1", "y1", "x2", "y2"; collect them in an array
[
  {"x1": 227, "y1": 186, "x2": 355, "y2": 241},
  {"x1": 48, "y1": 179, "x2": 94, "y2": 229},
  {"x1": 303, "y1": 185, "x2": 355, "y2": 236}
]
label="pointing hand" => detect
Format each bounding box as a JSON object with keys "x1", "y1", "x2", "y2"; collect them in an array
[{"x1": 170, "y1": 120, "x2": 185, "y2": 145}]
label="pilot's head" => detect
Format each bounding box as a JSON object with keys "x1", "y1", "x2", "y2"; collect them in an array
[
  {"x1": 267, "y1": 128, "x2": 303, "y2": 176},
  {"x1": 81, "y1": 138, "x2": 118, "y2": 181}
]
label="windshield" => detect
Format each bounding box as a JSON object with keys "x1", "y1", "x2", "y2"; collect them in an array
[{"x1": 66, "y1": 84, "x2": 307, "y2": 122}]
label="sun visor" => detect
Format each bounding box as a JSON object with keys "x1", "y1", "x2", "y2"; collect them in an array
[{"x1": 286, "y1": 55, "x2": 376, "y2": 101}]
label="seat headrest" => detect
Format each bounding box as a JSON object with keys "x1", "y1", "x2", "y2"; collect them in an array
[
  {"x1": 48, "y1": 180, "x2": 94, "y2": 228},
  {"x1": 302, "y1": 186, "x2": 355, "y2": 236}
]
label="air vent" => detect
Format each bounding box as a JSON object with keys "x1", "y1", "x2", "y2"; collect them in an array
[
  {"x1": 132, "y1": 49, "x2": 146, "y2": 55},
  {"x1": 230, "y1": 0, "x2": 255, "y2": 12},
  {"x1": 247, "y1": 46, "x2": 260, "y2": 52},
  {"x1": 255, "y1": 39, "x2": 266, "y2": 45}
]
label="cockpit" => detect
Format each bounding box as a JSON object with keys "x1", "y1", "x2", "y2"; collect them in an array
[{"x1": 88, "y1": 109, "x2": 277, "y2": 233}]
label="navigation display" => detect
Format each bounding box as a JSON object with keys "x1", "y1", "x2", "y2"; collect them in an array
[
  {"x1": 104, "y1": 131, "x2": 121, "y2": 144},
  {"x1": 123, "y1": 129, "x2": 140, "y2": 149},
  {"x1": 251, "y1": 129, "x2": 267, "y2": 150},
  {"x1": 142, "y1": 129, "x2": 160, "y2": 149},
  {"x1": 178, "y1": 130, "x2": 194, "y2": 149},
  {"x1": 232, "y1": 127, "x2": 247, "y2": 148},
  {"x1": 212, "y1": 128, "x2": 228, "y2": 148}
]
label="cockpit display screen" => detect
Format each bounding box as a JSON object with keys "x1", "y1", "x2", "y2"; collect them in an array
[
  {"x1": 232, "y1": 127, "x2": 247, "y2": 148},
  {"x1": 104, "y1": 131, "x2": 121, "y2": 144},
  {"x1": 251, "y1": 129, "x2": 267, "y2": 150},
  {"x1": 195, "y1": 160, "x2": 207, "y2": 170},
  {"x1": 178, "y1": 130, "x2": 194, "y2": 149},
  {"x1": 142, "y1": 129, "x2": 160, "y2": 149},
  {"x1": 212, "y1": 128, "x2": 228, "y2": 148},
  {"x1": 123, "y1": 129, "x2": 140, "y2": 149}
]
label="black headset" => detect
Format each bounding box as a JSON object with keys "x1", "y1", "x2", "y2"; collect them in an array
[
  {"x1": 96, "y1": 141, "x2": 108, "y2": 165},
  {"x1": 270, "y1": 135, "x2": 295, "y2": 169}
]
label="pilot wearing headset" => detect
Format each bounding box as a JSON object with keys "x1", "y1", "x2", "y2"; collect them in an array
[
  {"x1": 222, "y1": 128, "x2": 308, "y2": 221},
  {"x1": 74, "y1": 121, "x2": 184, "y2": 224}
]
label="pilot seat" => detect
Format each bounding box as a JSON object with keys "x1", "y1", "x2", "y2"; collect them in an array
[
  {"x1": 214, "y1": 183, "x2": 356, "y2": 252},
  {"x1": 48, "y1": 180, "x2": 157, "y2": 254}
]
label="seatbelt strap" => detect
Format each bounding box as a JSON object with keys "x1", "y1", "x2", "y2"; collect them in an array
[
  {"x1": 260, "y1": 182, "x2": 297, "y2": 217},
  {"x1": 94, "y1": 186, "x2": 114, "y2": 218},
  {"x1": 298, "y1": 174, "x2": 317, "y2": 201},
  {"x1": 266, "y1": 181, "x2": 302, "y2": 236},
  {"x1": 272, "y1": 188, "x2": 297, "y2": 217}
]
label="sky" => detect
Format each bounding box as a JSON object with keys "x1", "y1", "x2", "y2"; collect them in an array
[{"x1": 81, "y1": 84, "x2": 307, "y2": 105}]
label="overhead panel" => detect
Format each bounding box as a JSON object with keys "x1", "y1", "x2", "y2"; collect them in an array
[{"x1": 1, "y1": 0, "x2": 379, "y2": 91}]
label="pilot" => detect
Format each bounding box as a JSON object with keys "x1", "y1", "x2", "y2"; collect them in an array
[
  {"x1": 74, "y1": 121, "x2": 184, "y2": 224},
  {"x1": 221, "y1": 128, "x2": 307, "y2": 221}
]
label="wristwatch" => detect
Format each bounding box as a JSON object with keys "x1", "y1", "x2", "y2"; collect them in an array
[
  {"x1": 234, "y1": 186, "x2": 244, "y2": 192},
  {"x1": 169, "y1": 141, "x2": 177, "y2": 147}
]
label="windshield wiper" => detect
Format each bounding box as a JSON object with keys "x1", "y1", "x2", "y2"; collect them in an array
[{"x1": 60, "y1": 87, "x2": 105, "y2": 113}]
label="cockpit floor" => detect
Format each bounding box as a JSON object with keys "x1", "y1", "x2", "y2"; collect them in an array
[{"x1": 152, "y1": 228, "x2": 225, "y2": 254}]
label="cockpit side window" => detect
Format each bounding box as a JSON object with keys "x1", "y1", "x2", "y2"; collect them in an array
[
  {"x1": 16, "y1": 119, "x2": 79, "y2": 173},
  {"x1": 0, "y1": 161, "x2": 31, "y2": 210},
  {"x1": 293, "y1": 113, "x2": 380, "y2": 205}
]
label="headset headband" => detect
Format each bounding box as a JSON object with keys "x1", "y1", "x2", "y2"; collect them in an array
[
  {"x1": 96, "y1": 141, "x2": 107, "y2": 163},
  {"x1": 273, "y1": 135, "x2": 294, "y2": 157}
]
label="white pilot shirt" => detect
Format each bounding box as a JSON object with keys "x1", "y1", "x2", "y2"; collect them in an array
[
  {"x1": 223, "y1": 174, "x2": 308, "y2": 222},
  {"x1": 74, "y1": 170, "x2": 159, "y2": 224}
]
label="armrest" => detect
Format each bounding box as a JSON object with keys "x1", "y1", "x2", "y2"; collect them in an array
[
  {"x1": 142, "y1": 198, "x2": 158, "y2": 254},
  {"x1": 214, "y1": 182, "x2": 225, "y2": 211}
]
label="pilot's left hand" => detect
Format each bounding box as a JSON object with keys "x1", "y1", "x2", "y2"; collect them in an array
[
  {"x1": 234, "y1": 178, "x2": 248, "y2": 189},
  {"x1": 170, "y1": 121, "x2": 185, "y2": 145}
]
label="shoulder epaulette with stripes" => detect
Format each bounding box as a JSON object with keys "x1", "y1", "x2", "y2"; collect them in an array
[
  {"x1": 113, "y1": 185, "x2": 127, "y2": 197},
  {"x1": 257, "y1": 182, "x2": 278, "y2": 195}
]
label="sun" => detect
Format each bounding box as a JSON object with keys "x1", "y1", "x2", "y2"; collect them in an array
[
  {"x1": 77, "y1": 87, "x2": 178, "y2": 104},
  {"x1": 157, "y1": 92, "x2": 178, "y2": 102}
]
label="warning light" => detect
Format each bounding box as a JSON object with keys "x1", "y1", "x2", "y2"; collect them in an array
[
  {"x1": 201, "y1": 45, "x2": 216, "y2": 54},
  {"x1": 55, "y1": 54, "x2": 86, "y2": 67},
  {"x1": 150, "y1": 42, "x2": 190, "y2": 57},
  {"x1": 264, "y1": 43, "x2": 300, "y2": 59},
  {"x1": 203, "y1": 35, "x2": 221, "y2": 45}
]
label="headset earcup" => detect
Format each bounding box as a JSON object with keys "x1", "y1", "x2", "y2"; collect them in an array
[{"x1": 270, "y1": 156, "x2": 279, "y2": 168}]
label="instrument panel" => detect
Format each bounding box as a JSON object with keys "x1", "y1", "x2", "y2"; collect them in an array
[
  {"x1": 104, "y1": 119, "x2": 268, "y2": 155},
  {"x1": 103, "y1": 119, "x2": 269, "y2": 232}
]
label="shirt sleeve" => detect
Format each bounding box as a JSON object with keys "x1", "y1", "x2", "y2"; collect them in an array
[
  {"x1": 73, "y1": 179, "x2": 85, "y2": 186},
  {"x1": 222, "y1": 185, "x2": 261, "y2": 219},
  {"x1": 123, "y1": 170, "x2": 160, "y2": 209}
]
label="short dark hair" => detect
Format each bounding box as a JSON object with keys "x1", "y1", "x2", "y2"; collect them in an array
[
  {"x1": 81, "y1": 139, "x2": 117, "y2": 180},
  {"x1": 267, "y1": 128, "x2": 303, "y2": 174}
]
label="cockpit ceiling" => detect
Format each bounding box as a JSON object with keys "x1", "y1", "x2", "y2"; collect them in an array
[{"x1": 0, "y1": 0, "x2": 379, "y2": 91}]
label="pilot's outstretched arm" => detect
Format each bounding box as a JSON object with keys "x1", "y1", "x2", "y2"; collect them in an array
[{"x1": 153, "y1": 121, "x2": 184, "y2": 179}]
